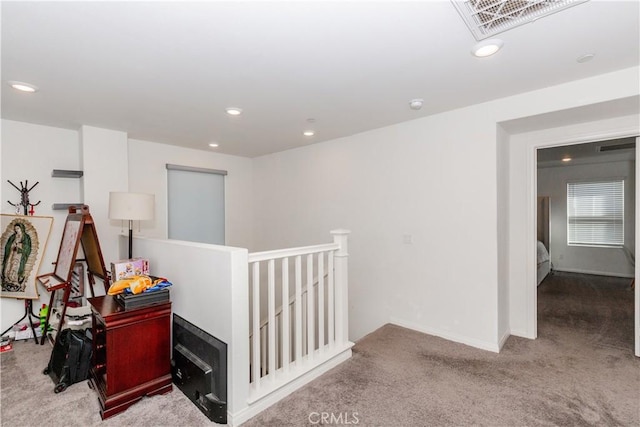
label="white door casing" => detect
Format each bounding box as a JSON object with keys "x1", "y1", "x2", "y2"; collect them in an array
[
  {"x1": 635, "y1": 136, "x2": 639, "y2": 357},
  {"x1": 527, "y1": 130, "x2": 639, "y2": 356}
]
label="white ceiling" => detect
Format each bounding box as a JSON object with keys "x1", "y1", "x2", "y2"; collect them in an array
[{"x1": 2, "y1": 1, "x2": 639, "y2": 158}]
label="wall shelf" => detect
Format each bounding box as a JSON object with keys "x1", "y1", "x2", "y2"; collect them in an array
[
  {"x1": 52, "y1": 203, "x2": 84, "y2": 211},
  {"x1": 52, "y1": 169, "x2": 84, "y2": 209},
  {"x1": 52, "y1": 169, "x2": 83, "y2": 178}
]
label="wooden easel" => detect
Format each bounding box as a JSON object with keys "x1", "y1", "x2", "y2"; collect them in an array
[{"x1": 36, "y1": 205, "x2": 110, "y2": 345}]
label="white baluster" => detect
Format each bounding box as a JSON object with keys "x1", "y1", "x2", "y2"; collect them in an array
[
  {"x1": 275, "y1": 314, "x2": 280, "y2": 369},
  {"x1": 268, "y1": 259, "x2": 276, "y2": 377},
  {"x1": 318, "y1": 252, "x2": 325, "y2": 353},
  {"x1": 332, "y1": 229, "x2": 350, "y2": 345},
  {"x1": 252, "y1": 262, "x2": 260, "y2": 386},
  {"x1": 295, "y1": 255, "x2": 302, "y2": 362},
  {"x1": 328, "y1": 251, "x2": 335, "y2": 348},
  {"x1": 307, "y1": 253, "x2": 314, "y2": 360},
  {"x1": 247, "y1": 230, "x2": 351, "y2": 400},
  {"x1": 302, "y1": 292, "x2": 307, "y2": 356},
  {"x1": 249, "y1": 332, "x2": 253, "y2": 383},
  {"x1": 290, "y1": 302, "x2": 295, "y2": 362},
  {"x1": 261, "y1": 326, "x2": 267, "y2": 375},
  {"x1": 281, "y1": 257, "x2": 290, "y2": 372}
]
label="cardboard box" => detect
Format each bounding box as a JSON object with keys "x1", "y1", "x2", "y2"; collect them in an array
[{"x1": 111, "y1": 258, "x2": 149, "y2": 281}]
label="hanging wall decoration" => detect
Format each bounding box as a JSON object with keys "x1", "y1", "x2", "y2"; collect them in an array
[
  {"x1": 7, "y1": 180, "x2": 41, "y2": 215},
  {"x1": 0, "y1": 215, "x2": 53, "y2": 299}
]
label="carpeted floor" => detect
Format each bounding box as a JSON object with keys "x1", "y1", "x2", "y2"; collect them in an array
[
  {"x1": 1, "y1": 271, "x2": 638, "y2": 426},
  {"x1": 244, "y1": 272, "x2": 639, "y2": 426},
  {"x1": 0, "y1": 336, "x2": 212, "y2": 427}
]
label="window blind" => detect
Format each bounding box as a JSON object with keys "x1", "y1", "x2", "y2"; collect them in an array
[
  {"x1": 567, "y1": 180, "x2": 624, "y2": 247},
  {"x1": 167, "y1": 164, "x2": 226, "y2": 245}
]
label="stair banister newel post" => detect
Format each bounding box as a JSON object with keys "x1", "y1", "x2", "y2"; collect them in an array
[{"x1": 331, "y1": 229, "x2": 351, "y2": 346}]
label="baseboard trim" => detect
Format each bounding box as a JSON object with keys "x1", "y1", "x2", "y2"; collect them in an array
[
  {"x1": 553, "y1": 268, "x2": 634, "y2": 279},
  {"x1": 498, "y1": 328, "x2": 511, "y2": 351},
  {"x1": 509, "y1": 329, "x2": 535, "y2": 340},
  {"x1": 389, "y1": 317, "x2": 500, "y2": 353}
]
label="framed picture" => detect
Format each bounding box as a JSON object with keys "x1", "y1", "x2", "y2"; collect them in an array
[{"x1": 0, "y1": 214, "x2": 53, "y2": 299}]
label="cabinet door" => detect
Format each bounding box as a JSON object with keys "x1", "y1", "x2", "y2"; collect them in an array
[{"x1": 105, "y1": 312, "x2": 171, "y2": 395}]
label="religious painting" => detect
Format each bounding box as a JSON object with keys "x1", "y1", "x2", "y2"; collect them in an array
[{"x1": 0, "y1": 215, "x2": 53, "y2": 299}]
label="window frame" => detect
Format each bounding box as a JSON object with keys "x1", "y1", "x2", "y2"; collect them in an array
[{"x1": 566, "y1": 178, "x2": 624, "y2": 248}]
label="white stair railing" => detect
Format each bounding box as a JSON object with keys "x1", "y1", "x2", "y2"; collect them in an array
[
  {"x1": 247, "y1": 230, "x2": 350, "y2": 399},
  {"x1": 249, "y1": 270, "x2": 331, "y2": 378}
]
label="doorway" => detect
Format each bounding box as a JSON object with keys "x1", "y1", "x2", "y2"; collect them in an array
[
  {"x1": 527, "y1": 136, "x2": 640, "y2": 356},
  {"x1": 535, "y1": 138, "x2": 637, "y2": 353},
  {"x1": 500, "y1": 98, "x2": 640, "y2": 357}
]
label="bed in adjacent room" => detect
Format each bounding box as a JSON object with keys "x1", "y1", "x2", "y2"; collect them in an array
[
  {"x1": 537, "y1": 196, "x2": 551, "y2": 285},
  {"x1": 537, "y1": 240, "x2": 550, "y2": 285}
]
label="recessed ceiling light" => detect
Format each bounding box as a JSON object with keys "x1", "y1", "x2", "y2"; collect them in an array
[
  {"x1": 208, "y1": 143, "x2": 219, "y2": 148},
  {"x1": 576, "y1": 53, "x2": 594, "y2": 63},
  {"x1": 409, "y1": 99, "x2": 423, "y2": 110},
  {"x1": 8, "y1": 81, "x2": 38, "y2": 93},
  {"x1": 225, "y1": 107, "x2": 242, "y2": 116},
  {"x1": 562, "y1": 157, "x2": 572, "y2": 162},
  {"x1": 303, "y1": 130, "x2": 315, "y2": 137},
  {"x1": 471, "y1": 39, "x2": 504, "y2": 58}
]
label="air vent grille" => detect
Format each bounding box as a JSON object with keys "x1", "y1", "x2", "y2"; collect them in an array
[
  {"x1": 597, "y1": 142, "x2": 636, "y2": 153},
  {"x1": 451, "y1": 0, "x2": 589, "y2": 40}
]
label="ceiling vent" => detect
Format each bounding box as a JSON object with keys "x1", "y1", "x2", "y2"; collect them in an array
[
  {"x1": 451, "y1": 0, "x2": 589, "y2": 40},
  {"x1": 597, "y1": 142, "x2": 636, "y2": 153}
]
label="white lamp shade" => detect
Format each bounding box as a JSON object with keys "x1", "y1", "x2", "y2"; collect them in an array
[{"x1": 108, "y1": 192, "x2": 155, "y2": 221}]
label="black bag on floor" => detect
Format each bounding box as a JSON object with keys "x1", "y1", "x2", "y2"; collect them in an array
[{"x1": 43, "y1": 328, "x2": 92, "y2": 393}]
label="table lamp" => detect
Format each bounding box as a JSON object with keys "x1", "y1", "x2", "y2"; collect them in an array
[{"x1": 108, "y1": 192, "x2": 155, "y2": 259}]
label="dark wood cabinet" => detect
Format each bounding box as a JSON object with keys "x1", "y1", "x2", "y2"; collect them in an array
[{"x1": 88, "y1": 295, "x2": 172, "y2": 420}]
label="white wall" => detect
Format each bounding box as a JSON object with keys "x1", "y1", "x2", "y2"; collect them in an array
[
  {"x1": 538, "y1": 159, "x2": 635, "y2": 277},
  {"x1": 506, "y1": 113, "x2": 640, "y2": 338},
  {"x1": 1, "y1": 120, "x2": 82, "y2": 330},
  {"x1": 0, "y1": 122, "x2": 254, "y2": 333},
  {"x1": 498, "y1": 73, "x2": 638, "y2": 340},
  {"x1": 2, "y1": 66, "x2": 638, "y2": 352},
  {"x1": 130, "y1": 235, "x2": 249, "y2": 417},
  {"x1": 253, "y1": 102, "x2": 501, "y2": 350},
  {"x1": 253, "y1": 67, "x2": 640, "y2": 350},
  {"x1": 496, "y1": 125, "x2": 510, "y2": 347},
  {"x1": 81, "y1": 125, "x2": 129, "y2": 271}
]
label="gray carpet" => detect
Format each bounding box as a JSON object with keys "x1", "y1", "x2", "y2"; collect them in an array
[
  {"x1": 1, "y1": 271, "x2": 638, "y2": 426},
  {"x1": 244, "y1": 272, "x2": 639, "y2": 426},
  {"x1": 0, "y1": 337, "x2": 212, "y2": 426}
]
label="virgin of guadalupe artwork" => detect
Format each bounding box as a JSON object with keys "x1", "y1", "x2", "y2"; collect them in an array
[{"x1": 0, "y1": 215, "x2": 53, "y2": 299}]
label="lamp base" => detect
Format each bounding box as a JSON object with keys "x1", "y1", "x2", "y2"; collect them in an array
[{"x1": 128, "y1": 221, "x2": 133, "y2": 259}]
